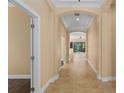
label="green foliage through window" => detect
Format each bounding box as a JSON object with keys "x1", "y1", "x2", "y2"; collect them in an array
[{"x1": 73, "y1": 42, "x2": 85, "y2": 52}]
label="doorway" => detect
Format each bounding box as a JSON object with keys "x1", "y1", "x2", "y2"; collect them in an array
[
  {"x1": 8, "y1": 3, "x2": 33, "y2": 93},
  {"x1": 8, "y1": 0, "x2": 40, "y2": 93}
]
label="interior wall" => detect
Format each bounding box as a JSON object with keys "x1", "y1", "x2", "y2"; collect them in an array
[
  {"x1": 60, "y1": 22, "x2": 69, "y2": 62},
  {"x1": 86, "y1": 6, "x2": 116, "y2": 78},
  {"x1": 22, "y1": 0, "x2": 62, "y2": 86},
  {"x1": 18, "y1": 0, "x2": 116, "y2": 87},
  {"x1": 8, "y1": 7, "x2": 31, "y2": 75},
  {"x1": 101, "y1": 6, "x2": 116, "y2": 77},
  {"x1": 87, "y1": 19, "x2": 99, "y2": 73}
]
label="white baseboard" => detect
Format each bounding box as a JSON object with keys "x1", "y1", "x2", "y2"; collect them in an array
[
  {"x1": 41, "y1": 74, "x2": 59, "y2": 93},
  {"x1": 86, "y1": 59, "x2": 102, "y2": 80},
  {"x1": 64, "y1": 58, "x2": 71, "y2": 63},
  {"x1": 58, "y1": 58, "x2": 71, "y2": 71},
  {"x1": 69, "y1": 56, "x2": 73, "y2": 61},
  {"x1": 87, "y1": 59, "x2": 97, "y2": 75},
  {"x1": 97, "y1": 75, "x2": 102, "y2": 80},
  {"x1": 58, "y1": 66, "x2": 64, "y2": 71},
  {"x1": 87, "y1": 59, "x2": 116, "y2": 82},
  {"x1": 101, "y1": 76, "x2": 116, "y2": 82},
  {"x1": 8, "y1": 75, "x2": 31, "y2": 79}
]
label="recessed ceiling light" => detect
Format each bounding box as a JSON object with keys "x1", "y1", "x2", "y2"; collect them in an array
[{"x1": 76, "y1": 18, "x2": 79, "y2": 21}]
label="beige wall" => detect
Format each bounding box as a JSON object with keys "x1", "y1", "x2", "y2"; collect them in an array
[
  {"x1": 47, "y1": 0, "x2": 116, "y2": 78},
  {"x1": 22, "y1": 0, "x2": 62, "y2": 86},
  {"x1": 87, "y1": 6, "x2": 116, "y2": 77},
  {"x1": 87, "y1": 19, "x2": 99, "y2": 73},
  {"x1": 8, "y1": 7, "x2": 31, "y2": 75},
  {"x1": 13, "y1": 0, "x2": 116, "y2": 87},
  {"x1": 60, "y1": 22, "x2": 69, "y2": 62},
  {"x1": 101, "y1": 6, "x2": 116, "y2": 77}
]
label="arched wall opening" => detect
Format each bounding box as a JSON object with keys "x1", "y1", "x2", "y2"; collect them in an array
[
  {"x1": 69, "y1": 32, "x2": 87, "y2": 57},
  {"x1": 57, "y1": 10, "x2": 102, "y2": 80}
]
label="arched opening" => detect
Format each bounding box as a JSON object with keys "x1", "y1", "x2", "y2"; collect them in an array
[
  {"x1": 69, "y1": 32, "x2": 86, "y2": 56},
  {"x1": 58, "y1": 11, "x2": 101, "y2": 80}
]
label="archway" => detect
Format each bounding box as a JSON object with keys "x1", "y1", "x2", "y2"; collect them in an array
[{"x1": 58, "y1": 10, "x2": 102, "y2": 80}]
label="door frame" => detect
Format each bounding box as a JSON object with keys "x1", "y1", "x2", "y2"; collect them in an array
[{"x1": 9, "y1": 0, "x2": 41, "y2": 93}]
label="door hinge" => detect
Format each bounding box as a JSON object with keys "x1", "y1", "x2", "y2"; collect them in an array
[
  {"x1": 31, "y1": 24, "x2": 35, "y2": 29},
  {"x1": 31, "y1": 56, "x2": 35, "y2": 60},
  {"x1": 30, "y1": 87, "x2": 35, "y2": 92}
]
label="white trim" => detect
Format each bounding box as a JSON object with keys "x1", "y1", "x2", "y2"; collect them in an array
[
  {"x1": 8, "y1": 0, "x2": 39, "y2": 17},
  {"x1": 101, "y1": 76, "x2": 116, "y2": 82},
  {"x1": 87, "y1": 59, "x2": 97, "y2": 74},
  {"x1": 69, "y1": 55, "x2": 73, "y2": 61},
  {"x1": 8, "y1": 2, "x2": 15, "y2": 7},
  {"x1": 86, "y1": 58, "x2": 102, "y2": 80},
  {"x1": 8, "y1": 75, "x2": 31, "y2": 79},
  {"x1": 87, "y1": 59, "x2": 116, "y2": 82},
  {"x1": 59, "y1": 57, "x2": 72, "y2": 71},
  {"x1": 97, "y1": 75, "x2": 102, "y2": 80},
  {"x1": 58, "y1": 65, "x2": 64, "y2": 71},
  {"x1": 8, "y1": 0, "x2": 41, "y2": 93},
  {"x1": 32, "y1": 16, "x2": 41, "y2": 93},
  {"x1": 41, "y1": 74, "x2": 59, "y2": 93}
]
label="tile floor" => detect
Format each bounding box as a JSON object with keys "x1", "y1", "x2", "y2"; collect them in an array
[{"x1": 45, "y1": 53, "x2": 116, "y2": 93}]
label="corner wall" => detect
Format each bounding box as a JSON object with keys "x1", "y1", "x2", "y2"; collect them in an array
[
  {"x1": 23, "y1": 0, "x2": 62, "y2": 86},
  {"x1": 87, "y1": 6, "x2": 116, "y2": 78},
  {"x1": 60, "y1": 22, "x2": 69, "y2": 62},
  {"x1": 101, "y1": 6, "x2": 116, "y2": 77},
  {"x1": 87, "y1": 19, "x2": 99, "y2": 74}
]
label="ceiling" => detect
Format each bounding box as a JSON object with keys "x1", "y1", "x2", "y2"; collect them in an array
[
  {"x1": 70, "y1": 32, "x2": 86, "y2": 41},
  {"x1": 52, "y1": 0, "x2": 105, "y2": 8},
  {"x1": 61, "y1": 12, "x2": 95, "y2": 33}
]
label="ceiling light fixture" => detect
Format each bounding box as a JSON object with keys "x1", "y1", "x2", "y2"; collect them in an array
[
  {"x1": 76, "y1": 18, "x2": 79, "y2": 21},
  {"x1": 78, "y1": 0, "x2": 80, "y2": 2}
]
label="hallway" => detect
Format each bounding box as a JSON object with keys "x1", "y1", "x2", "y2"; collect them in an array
[
  {"x1": 8, "y1": 0, "x2": 116, "y2": 93},
  {"x1": 45, "y1": 53, "x2": 115, "y2": 93}
]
